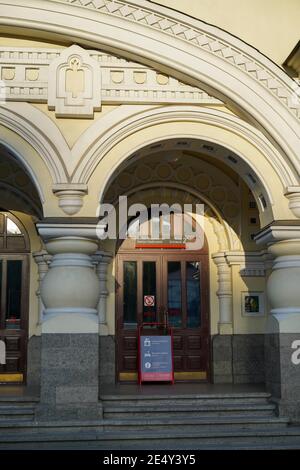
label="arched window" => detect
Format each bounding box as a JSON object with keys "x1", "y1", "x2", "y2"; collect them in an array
[{"x1": 0, "y1": 212, "x2": 30, "y2": 252}]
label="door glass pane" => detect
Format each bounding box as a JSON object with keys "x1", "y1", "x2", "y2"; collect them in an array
[
  {"x1": 186, "y1": 261, "x2": 201, "y2": 328},
  {"x1": 123, "y1": 261, "x2": 137, "y2": 327},
  {"x1": 143, "y1": 261, "x2": 156, "y2": 322},
  {"x1": 6, "y1": 260, "x2": 22, "y2": 330},
  {"x1": 167, "y1": 261, "x2": 182, "y2": 327}
]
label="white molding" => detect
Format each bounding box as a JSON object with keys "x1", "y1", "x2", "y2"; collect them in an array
[
  {"x1": 48, "y1": 44, "x2": 102, "y2": 117},
  {"x1": 72, "y1": 106, "x2": 295, "y2": 208},
  {"x1": 0, "y1": 44, "x2": 222, "y2": 111},
  {"x1": 0, "y1": 102, "x2": 69, "y2": 183},
  {"x1": 225, "y1": 250, "x2": 272, "y2": 277},
  {"x1": 0, "y1": 0, "x2": 298, "y2": 177},
  {"x1": 36, "y1": 222, "x2": 103, "y2": 240},
  {"x1": 255, "y1": 225, "x2": 300, "y2": 245}
]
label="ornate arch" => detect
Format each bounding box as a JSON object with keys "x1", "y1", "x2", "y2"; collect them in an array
[
  {"x1": 0, "y1": 103, "x2": 69, "y2": 183},
  {"x1": 1, "y1": 0, "x2": 299, "y2": 175},
  {"x1": 104, "y1": 181, "x2": 238, "y2": 252},
  {"x1": 74, "y1": 106, "x2": 298, "y2": 193},
  {"x1": 83, "y1": 106, "x2": 296, "y2": 225}
]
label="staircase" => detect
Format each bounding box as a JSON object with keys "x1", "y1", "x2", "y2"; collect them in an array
[
  {"x1": 0, "y1": 393, "x2": 37, "y2": 424},
  {"x1": 0, "y1": 390, "x2": 300, "y2": 449}
]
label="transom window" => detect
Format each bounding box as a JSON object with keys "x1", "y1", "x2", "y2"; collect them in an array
[{"x1": 0, "y1": 213, "x2": 29, "y2": 252}]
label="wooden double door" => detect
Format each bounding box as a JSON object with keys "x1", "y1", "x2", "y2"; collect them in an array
[{"x1": 116, "y1": 251, "x2": 210, "y2": 382}]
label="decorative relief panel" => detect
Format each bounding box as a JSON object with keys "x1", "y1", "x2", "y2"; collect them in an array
[
  {"x1": 48, "y1": 45, "x2": 101, "y2": 117},
  {"x1": 103, "y1": 153, "x2": 241, "y2": 234},
  {"x1": 57, "y1": 0, "x2": 300, "y2": 119},
  {"x1": 0, "y1": 44, "x2": 222, "y2": 116}
]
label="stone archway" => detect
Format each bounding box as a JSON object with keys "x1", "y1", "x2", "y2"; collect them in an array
[{"x1": 1, "y1": 0, "x2": 299, "y2": 176}]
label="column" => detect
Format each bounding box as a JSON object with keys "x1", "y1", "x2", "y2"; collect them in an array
[
  {"x1": 93, "y1": 250, "x2": 113, "y2": 335},
  {"x1": 256, "y1": 224, "x2": 300, "y2": 422},
  {"x1": 212, "y1": 252, "x2": 233, "y2": 333},
  {"x1": 93, "y1": 250, "x2": 115, "y2": 385},
  {"x1": 212, "y1": 252, "x2": 233, "y2": 383},
  {"x1": 36, "y1": 221, "x2": 102, "y2": 421},
  {"x1": 33, "y1": 250, "x2": 52, "y2": 325}
]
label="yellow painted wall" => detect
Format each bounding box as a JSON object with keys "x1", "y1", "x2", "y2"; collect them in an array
[{"x1": 152, "y1": 0, "x2": 299, "y2": 65}]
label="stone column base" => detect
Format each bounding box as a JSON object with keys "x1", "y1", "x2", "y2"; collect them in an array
[
  {"x1": 265, "y1": 331, "x2": 300, "y2": 423},
  {"x1": 36, "y1": 333, "x2": 102, "y2": 421}
]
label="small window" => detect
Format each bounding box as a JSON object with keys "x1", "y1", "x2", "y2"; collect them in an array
[
  {"x1": 0, "y1": 213, "x2": 29, "y2": 252},
  {"x1": 7, "y1": 218, "x2": 22, "y2": 235}
]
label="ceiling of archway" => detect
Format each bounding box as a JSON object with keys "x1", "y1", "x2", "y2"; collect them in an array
[
  {"x1": 104, "y1": 149, "x2": 245, "y2": 233},
  {"x1": 0, "y1": 145, "x2": 42, "y2": 216}
]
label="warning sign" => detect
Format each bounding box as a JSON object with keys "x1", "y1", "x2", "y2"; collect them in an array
[
  {"x1": 140, "y1": 335, "x2": 173, "y2": 382},
  {"x1": 144, "y1": 295, "x2": 155, "y2": 307}
]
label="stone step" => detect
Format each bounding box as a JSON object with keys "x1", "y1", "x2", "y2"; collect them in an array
[
  {"x1": 100, "y1": 392, "x2": 272, "y2": 407},
  {"x1": 103, "y1": 402, "x2": 276, "y2": 418},
  {"x1": 102, "y1": 416, "x2": 288, "y2": 432},
  {"x1": 0, "y1": 415, "x2": 288, "y2": 433},
  {"x1": 0, "y1": 406, "x2": 35, "y2": 422},
  {"x1": 1, "y1": 426, "x2": 300, "y2": 449}
]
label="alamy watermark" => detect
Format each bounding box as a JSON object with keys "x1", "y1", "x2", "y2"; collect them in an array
[
  {"x1": 291, "y1": 339, "x2": 300, "y2": 365},
  {"x1": 0, "y1": 340, "x2": 6, "y2": 365},
  {"x1": 96, "y1": 196, "x2": 205, "y2": 251}
]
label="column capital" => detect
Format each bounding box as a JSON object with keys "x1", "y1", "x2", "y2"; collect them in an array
[
  {"x1": 36, "y1": 218, "x2": 104, "y2": 241},
  {"x1": 52, "y1": 184, "x2": 88, "y2": 216},
  {"x1": 284, "y1": 187, "x2": 300, "y2": 219},
  {"x1": 254, "y1": 220, "x2": 300, "y2": 245},
  {"x1": 212, "y1": 251, "x2": 233, "y2": 333}
]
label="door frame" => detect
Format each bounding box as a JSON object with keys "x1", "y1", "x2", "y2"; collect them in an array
[
  {"x1": 0, "y1": 211, "x2": 30, "y2": 385},
  {"x1": 115, "y1": 246, "x2": 210, "y2": 383}
]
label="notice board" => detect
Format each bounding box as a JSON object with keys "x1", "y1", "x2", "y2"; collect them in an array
[{"x1": 139, "y1": 335, "x2": 173, "y2": 382}]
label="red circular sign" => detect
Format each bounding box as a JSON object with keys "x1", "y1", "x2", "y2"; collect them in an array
[{"x1": 144, "y1": 295, "x2": 155, "y2": 307}]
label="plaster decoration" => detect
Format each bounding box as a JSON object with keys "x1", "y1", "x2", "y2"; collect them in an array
[
  {"x1": 210, "y1": 217, "x2": 229, "y2": 252},
  {"x1": 48, "y1": 45, "x2": 101, "y2": 118},
  {"x1": 92, "y1": 250, "x2": 113, "y2": 332},
  {"x1": 33, "y1": 250, "x2": 52, "y2": 325},
  {"x1": 78, "y1": 106, "x2": 294, "y2": 214},
  {"x1": 54, "y1": 0, "x2": 300, "y2": 119},
  {"x1": 1, "y1": 2, "x2": 300, "y2": 185},
  {"x1": 285, "y1": 187, "x2": 300, "y2": 218},
  {"x1": 0, "y1": 102, "x2": 70, "y2": 184},
  {"x1": 212, "y1": 252, "x2": 233, "y2": 333},
  {"x1": 0, "y1": 45, "x2": 222, "y2": 108},
  {"x1": 225, "y1": 251, "x2": 271, "y2": 277},
  {"x1": 52, "y1": 183, "x2": 88, "y2": 215},
  {"x1": 103, "y1": 152, "x2": 241, "y2": 231}
]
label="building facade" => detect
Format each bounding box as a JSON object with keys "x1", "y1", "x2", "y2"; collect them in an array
[{"x1": 0, "y1": 0, "x2": 300, "y2": 432}]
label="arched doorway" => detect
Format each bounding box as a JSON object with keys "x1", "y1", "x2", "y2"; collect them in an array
[
  {"x1": 116, "y1": 212, "x2": 210, "y2": 382},
  {"x1": 0, "y1": 212, "x2": 30, "y2": 384}
]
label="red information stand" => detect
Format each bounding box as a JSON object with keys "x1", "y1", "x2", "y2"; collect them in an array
[{"x1": 138, "y1": 322, "x2": 174, "y2": 384}]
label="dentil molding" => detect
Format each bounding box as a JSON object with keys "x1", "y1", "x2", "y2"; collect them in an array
[{"x1": 55, "y1": 0, "x2": 300, "y2": 119}]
